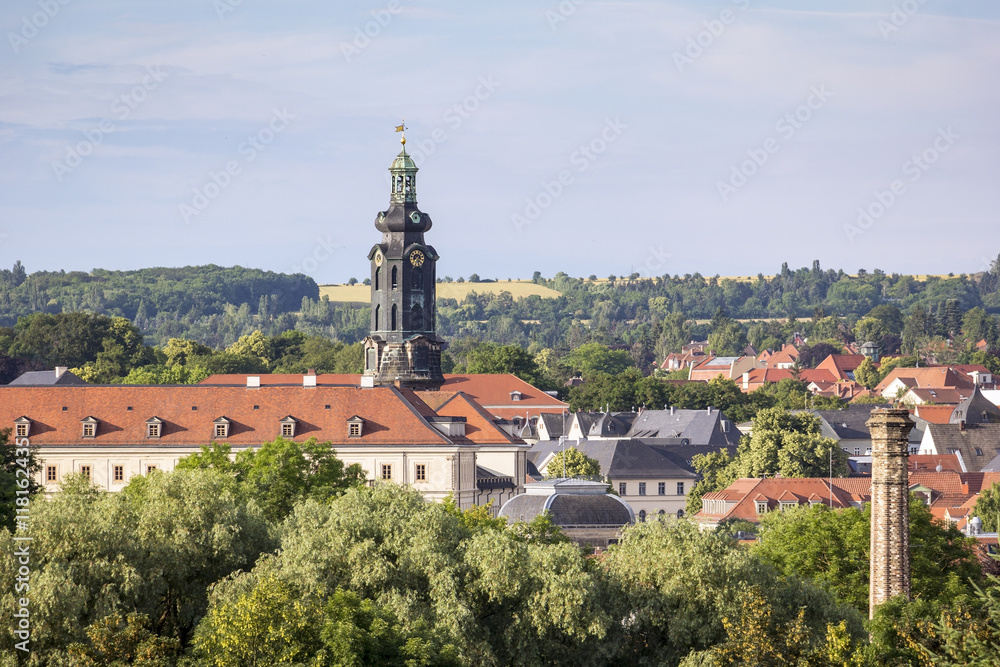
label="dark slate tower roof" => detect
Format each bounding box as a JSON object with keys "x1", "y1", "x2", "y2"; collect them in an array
[
  {"x1": 498, "y1": 479, "x2": 634, "y2": 527},
  {"x1": 950, "y1": 386, "x2": 1000, "y2": 426},
  {"x1": 362, "y1": 129, "x2": 446, "y2": 390}
]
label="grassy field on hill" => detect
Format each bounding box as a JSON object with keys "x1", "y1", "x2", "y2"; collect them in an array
[{"x1": 319, "y1": 280, "x2": 561, "y2": 303}]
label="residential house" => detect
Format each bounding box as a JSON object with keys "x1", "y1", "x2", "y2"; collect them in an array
[
  {"x1": 917, "y1": 388, "x2": 1000, "y2": 471},
  {"x1": 756, "y1": 344, "x2": 800, "y2": 369},
  {"x1": 815, "y1": 354, "x2": 868, "y2": 382},
  {"x1": 688, "y1": 355, "x2": 758, "y2": 382}
]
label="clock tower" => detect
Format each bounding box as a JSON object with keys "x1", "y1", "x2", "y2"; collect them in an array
[{"x1": 362, "y1": 130, "x2": 446, "y2": 390}]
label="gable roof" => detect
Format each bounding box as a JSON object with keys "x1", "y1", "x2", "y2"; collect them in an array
[
  {"x1": 422, "y1": 391, "x2": 524, "y2": 445},
  {"x1": 810, "y1": 404, "x2": 923, "y2": 442},
  {"x1": 926, "y1": 423, "x2": 1000, "y2": 471},
  {"x1": 528, "y1": 438, "x2": 700, "y2": 480},
  {"x1": 914, "y1": 404, "x2": 957, "y2": 424},
  {"x1": 816, "y1": 355, "x2": 867, "y2": 381},
  {"x1": 626, "y1": 408, "x2": 740, "y2": 446},
  {"x1": 904, "y1": 387, "x2": 972, "y2": 405},
  {"x1": 9, "y1": 369, "x2": 88, "y2": 386},
  {"x1": 876, "y1": 367, "x2": 976, "y2": 394}
]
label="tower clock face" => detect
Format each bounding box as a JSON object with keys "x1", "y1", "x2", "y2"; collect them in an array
[
  {"x1": 374, "y1": 251, "x2": 384, "y2": 267},
  {"x1": 409, "y1": 250, "x2": 425, "y2": 267}
]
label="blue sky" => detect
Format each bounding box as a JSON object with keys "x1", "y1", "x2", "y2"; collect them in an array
[{"x1": 1, "y1": 0, "x2": 998, "y2": 284}]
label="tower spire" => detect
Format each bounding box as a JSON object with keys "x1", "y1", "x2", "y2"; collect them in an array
[{"x1": 361, "y1": 126, "x2": 445, "y2": 390}]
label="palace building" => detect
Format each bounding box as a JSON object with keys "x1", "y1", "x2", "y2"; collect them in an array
[{"x1": 4, "y1": 134, "x2": 561, "y2": 510}]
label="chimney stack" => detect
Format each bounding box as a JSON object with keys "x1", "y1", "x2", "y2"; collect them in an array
[{"x1": 867, "y1": 408, "x2": 915, "y2": 619}]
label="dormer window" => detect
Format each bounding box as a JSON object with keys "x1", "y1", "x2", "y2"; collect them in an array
[
  {"x1": 280, "y1": 416, "x2": 297, "y2": 438},
  {"x1": 146, "y1": 417, "x2": 163, "y2": 439},
  {"x1": 81, "y1": 417, "x2": 98, "y2": 438},
  {"x1": 755, "y1": 501, "x2": 768, "y2": 514},
  {"x1": 347, "y1": 416, "x2": 365, "y2": 438},
  {"x1": 214, "y1": 417, "x2": 231, "y2": 440},
  {"x1": 14, "y1": 417, "x2": 30, "y2": 438},
  {"x1": 510, "y1": 391, "x2": 523, "y2": 401}
]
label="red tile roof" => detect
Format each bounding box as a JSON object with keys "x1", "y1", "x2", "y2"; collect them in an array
[
  {"x1": 199, "y1": 373, "x2": 568, "y2": 420},
  {"x1": 875, "y1": 367, "x2": 976, "y2": 394},
  {"x1": 816, "y1": 355, "x2": 867, "y2": 381},
  {"x1": 421, "y1": 392, "x2": 522, "y2": 445},
  {"x1": 914, "y1": 405, "x2": 957, "y2": 424},
  {"x1": 697, "y1": 471, "x2": 1000, "y2": 524},
  {"x1": 0, "y1": 385, "x2": 462, "y2": 447}
]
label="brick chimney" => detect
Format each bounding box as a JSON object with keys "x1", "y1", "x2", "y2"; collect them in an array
[{"x1": 867, "y1": 408, "x2": 915, "y2": 619}]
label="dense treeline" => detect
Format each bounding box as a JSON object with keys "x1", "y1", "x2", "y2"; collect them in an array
[
  {"x1": 3, "y1": 259, "x2": 1000, "y2": 355},
  {"x1": 2, "y1": 439, "x2": 997, "y2": 666},
  {"x1": 2, "y1": 259, "x2": 1000, "y2": 389}
]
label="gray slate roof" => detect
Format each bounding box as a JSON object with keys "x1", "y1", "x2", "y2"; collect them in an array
[
  {"x1": 950, "y1": 387, "x2": 1000, "y2": 426},
  {"x1": 8, "y1": 369, "x2": 87, "y2": 386},
  {"x1": 588, "y1": 412, "x2": 638, "y2": 438},
  {"x1": 537, "y1": 412, "x2": 566, "y2": 438},
  {"x1": 811, "y1": 404, "x2": 922, "y2": 443},
  {"x1": 626, "y1": 408, "x2": 740, "y2": 446},
  {"x1": 529, "y1": 438, "x2": 705, "y2": 480},
  {"x1": 927, "y1": 423, "x2": 1000, "y2": 472}
]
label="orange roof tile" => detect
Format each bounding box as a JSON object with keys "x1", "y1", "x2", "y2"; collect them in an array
[
  {"x1": 0, "y1": 385, "x2": 460, "y2": 447},
  {"x1": 199, "y1": 373, "x2": 568, "y2": 420}
]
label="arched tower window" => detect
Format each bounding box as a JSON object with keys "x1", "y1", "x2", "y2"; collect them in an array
[
  {"x1": 391, "y1": 266, "x2": 398, "y2": 290},
  {"x1": 375, "y1": 304, "x2": 381, "y2": 330},
  {"x1": 391, "y1": 304, "x2": 397, "y2": 331},
  {"x1": 411, "y1": 304, "x2": 423, "y2": 331},
  {"x1": 412, "y1": 268, "x2": 423, "y2": 290},
  {"x1": 375, "y1": 266, "x2": 381, "y2": 291}
]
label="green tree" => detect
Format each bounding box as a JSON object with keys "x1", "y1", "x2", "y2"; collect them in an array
[
  {"x1": 854, "y1": 357, "x2": 880, "y2": 390},
  {"x1": 0, "y1": 427, "x2": 41, "y2": 533},
  {"x1": 466, "y1": 342, "x2": 547, "y2": 387},
  {"x1": 66, "y1": 613, "x2": 181, "y2": 666},
  {"x1": 686, "y1": 448, "x2": 735, "y2": 515},
  {"x1": 972, "y1": 482, "x2": 1000, "y2": 532},
  {"x1": 603, "y1": 518, "x2": 863, "y2": 666},
  {"x1": 755, "y1": 501, "x2": 982, "y2": 614},
  {"x1": 563, "y1": 342, "x2": 633, "y2": 377},
  {"x1": 225, "y1": 330, "x2": 273, "y2": 369},
  {"x1": 179, "y1": 438, "x2": 366, "y2": 524},
  {"x1": 546, "y1": 447, "x2": 602, "y2": 478},
  {"x1": 728, "y1": 408, "x2": 847, "y2": 480}
]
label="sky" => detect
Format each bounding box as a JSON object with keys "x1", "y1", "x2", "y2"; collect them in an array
[{"x1": 1, "y1": 0, "x2": 998, "y2": 285}]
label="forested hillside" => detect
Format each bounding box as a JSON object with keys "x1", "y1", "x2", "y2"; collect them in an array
[{"x1": 1, "y1": 258, "x2": 999, "y2": 387}]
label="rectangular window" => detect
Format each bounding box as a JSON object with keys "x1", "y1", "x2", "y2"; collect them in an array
[
  {"x1": 854, "y1": 448, "x2": 860, "y2": 455},
  {"x1": 82, "y1": 424, "x2": 95, "y2": 438},
  {"x1": 381, "y1": 464, "x2": 392, "y2": 480},
  {"x1": 113, "y1": 465, "x2": 124, "y2": 482},
  {"x1": 619, "y1": 482, "x2": 626, "y2": 496},
  {"x1": 147, "y1": 423, "x2": 160, "y2": 438},
  {"x1": 677, "y1": 482, "x2": 685, "y2": 495},
  {"x1": 80, "y1": 465, "x2": 91, "y2": 480},
  {"x1": 658, "y1": 482, "x2": 666, "y2": 496},
  {"x1": 215, "y1": 424, "x2": 227, "y2": 438},
  {"x1": 146, "y1": 465, "x2": 157, "y2": 474},
  {"x1": 415, "y1": 464, "x2": 426, "y2": 481},
  {"x1": 349, "y1": 423, "x2": 361, "y2": 437},
  {"x1": 46, "y1": 466, "x2": 57, "y2": 482},
  {"x1": 282, "y1": 423, "x2": 294, "y2": 437},
  {"x1": 16, "y1": 423, "x2": 28, "y2": 437},
  {"x1": 638, "y1": 482, "x2": 646, "y2": 496}
]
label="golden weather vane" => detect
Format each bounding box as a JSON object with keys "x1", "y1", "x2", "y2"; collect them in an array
[{"x1": 395, "y1": 121, "x2": 407, "y2": 145}]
